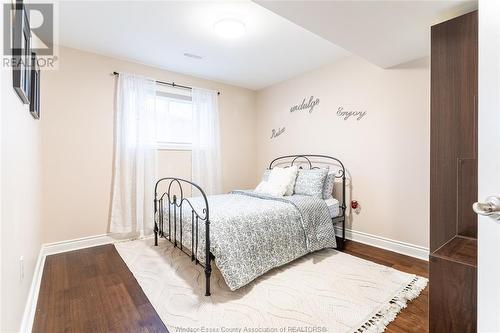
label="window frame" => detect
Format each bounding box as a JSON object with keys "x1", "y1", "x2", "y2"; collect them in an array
[{"x1": 155, "y1": 87, "x2": 193, "y2": 151}]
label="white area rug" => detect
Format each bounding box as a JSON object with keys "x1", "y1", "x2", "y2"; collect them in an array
[{"x1": 115, "y1": 239, "x2": 427, "y2": 333}]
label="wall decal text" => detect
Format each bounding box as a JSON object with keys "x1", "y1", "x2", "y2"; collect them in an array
[
  {"x1": 271, "y1": 127, "x2": 286, "y2": 139},
  {"x1": 337, "y1": 106, "x2": 367, "y2": 121},
  {"x1": 290, "y1": 96, "x2": 320, "y2": 114}
]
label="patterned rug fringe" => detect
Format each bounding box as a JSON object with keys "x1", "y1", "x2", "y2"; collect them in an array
[{"x1": 355, "y1": 275, "x2": 428, "y2": 333}]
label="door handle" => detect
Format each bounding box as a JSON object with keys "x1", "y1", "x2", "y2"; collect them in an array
[{"x1": 473, "y1": 196, "x2": 500, "y2": 219}]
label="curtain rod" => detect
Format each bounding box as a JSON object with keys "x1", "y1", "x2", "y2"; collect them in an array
[{"x1": 112, "y1": 71, "x2": 220, "y2": 95}]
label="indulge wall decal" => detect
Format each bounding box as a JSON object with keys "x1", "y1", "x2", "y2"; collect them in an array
[
  {"x1": 290, "y1": 96, "x2": 320, "y2": 114},
  {"x1": 269, "y1": 96, "x2": 319, "y2": 141}
]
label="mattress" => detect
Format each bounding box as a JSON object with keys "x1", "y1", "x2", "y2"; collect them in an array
[
  {"x1": 160, "y1": 191, "x2": 336, "y2": 290},
  {"x1": 325, "y1": 197, "x2": 340, "y2": 217}
]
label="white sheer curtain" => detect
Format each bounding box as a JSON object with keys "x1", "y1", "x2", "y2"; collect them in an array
[
  {"x1": 191, "y1": 88, "x2": 222, "y2": 195},
  {"x1": 110, "y1": 73, "x2": 157, "y2": 235}
]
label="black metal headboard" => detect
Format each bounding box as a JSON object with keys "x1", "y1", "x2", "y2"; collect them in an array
[
  {"x1": 269, "y1": 154, "x2": 347, "y2": 221},
  {"x1": 269, "y1": 154, "x2": 345, "y2": 174}
]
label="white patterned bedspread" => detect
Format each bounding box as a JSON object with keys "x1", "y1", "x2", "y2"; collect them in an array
[{"x1": 159, "y1": 191, "x2": 337, "y2": 290}]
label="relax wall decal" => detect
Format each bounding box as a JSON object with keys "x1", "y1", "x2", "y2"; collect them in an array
[
  {"x1": 290, "y1": 96, "x2": 320, "y2": 114},
  {"x1": 271, "y1": 127, "x2": 286, "y2": 139},
  {"x1": 337, "y1": 106, "x2": 367, "y2": 121}
]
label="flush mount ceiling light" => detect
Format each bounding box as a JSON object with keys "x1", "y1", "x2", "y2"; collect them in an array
[{"x1": 213, "y1": 18, "x2": 246, "y2": 39}]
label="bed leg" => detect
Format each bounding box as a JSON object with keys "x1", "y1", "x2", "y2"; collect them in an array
[
  {"x1": 205, "y1": 219, "x2": 212, "y2": 296},
  {"x1": 154, "y1": 224, "x2": 158, "y2": 246},
  {"x1": 342, "y1": 218, "x2": 346, "y2": 250},
  {"x1": 334, "y1": 218, "x2": 346, "y2": 251},
  {"x1": 205, "y1": 266, "x2": 211, "y2": 296},
  {"x1": 340, "y1": 218, "x2": 345, "y2": 250},
  {"x1": 154, "y1": 197, "x2": 159, "y2": 246}
]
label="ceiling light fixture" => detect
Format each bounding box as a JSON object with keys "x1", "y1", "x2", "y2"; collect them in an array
[{"x1": 213, "y1": 18, "x2": 246, "y2": 39}]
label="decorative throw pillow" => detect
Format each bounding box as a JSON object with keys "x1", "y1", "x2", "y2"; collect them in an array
[
  {"x1": 322, "y1": 169, "x2": 336, "y2": 200},
  {"x1": 294, "y1": 168, "x2": 328, "y2": 198},
  {"x1": 268, "y1": 166, "x2": 298, "y2": 196},
  {"x1": 261, "y1": 169, "x2": 271, "y2": 182},
  {"x1": 254, "y1": 180, "x2": 287, "y2": 197}
]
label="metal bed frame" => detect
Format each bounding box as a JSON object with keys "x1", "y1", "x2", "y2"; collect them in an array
[{"x1": 153, "y1": 154, "x2": 347, "y2": 296}]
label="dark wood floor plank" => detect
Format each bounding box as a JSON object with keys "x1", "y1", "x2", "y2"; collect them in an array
[{"x1": 33, "y1": 241, "x2": 428, "y2": 333}]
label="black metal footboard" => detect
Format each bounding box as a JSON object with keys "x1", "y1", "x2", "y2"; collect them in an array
[{"x1": 153, "y1": 178, "x2": 212, "y2": 296}]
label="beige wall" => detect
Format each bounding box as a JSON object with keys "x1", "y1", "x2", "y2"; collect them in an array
[
  {"x1": 256, "y1": 55, "x2": 430, "y2": 248},
  {"x1": 41, "y1": 48, "x2": 430, "y2": 248},
  {"x1": 1, "y1": 68, "x2": 44, "y2": 330},
  {"x1": 41, "y1": 46, "x2": 257, "y2": 244}
]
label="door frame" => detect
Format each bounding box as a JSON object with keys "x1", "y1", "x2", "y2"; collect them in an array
[{"x1": 478, "y1": 0, "x2": 500, "y2": 331}]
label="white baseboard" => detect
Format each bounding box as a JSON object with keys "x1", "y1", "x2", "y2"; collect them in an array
[
  {"x1": 19, "y1": 247, "x2": 45, "y2": 333},
  {"x1": 336, "y1": 227, "x2": 429, "y2": 261},
  {"x1": 19, "y1": 234, "x2": 116, "y2": 333},
  {"x1": 43, "y1": 234, "x2": 116, "y2": 256}
]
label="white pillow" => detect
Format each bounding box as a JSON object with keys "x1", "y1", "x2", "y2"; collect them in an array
[
  {"x1": 254, "y1": 180, "x2": 287, "y2": 197},
  {"x1": 268, "y1": 166, "x2": 298, "y2": 196}
]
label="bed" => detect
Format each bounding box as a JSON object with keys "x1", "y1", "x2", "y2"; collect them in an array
[{"x1": 153, "y1": 155, "x2": 347, "y2": 296}]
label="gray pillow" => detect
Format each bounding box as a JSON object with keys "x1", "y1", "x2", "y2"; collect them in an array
[
  {"x1": 323, "y1": 170, "x2": 336, "y2": 199},
  {"x1": 294, "y1": 168, "x2": 328, "y2": 198}
]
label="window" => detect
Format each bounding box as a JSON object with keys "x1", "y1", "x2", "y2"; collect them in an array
[{"x1": 155, "y1": 91, "x2": 192, "y2": 150}]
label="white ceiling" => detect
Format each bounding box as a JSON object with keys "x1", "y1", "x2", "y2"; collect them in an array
[
  {"x1": 256, "y1": 0, "x2": 477, "y2": 68},
  {"x1": 58, "y1": 1, "x2": 348, "y2": 90},
  {"x1": 58, "y1": 1, "x2": 477, "y2": 90}
]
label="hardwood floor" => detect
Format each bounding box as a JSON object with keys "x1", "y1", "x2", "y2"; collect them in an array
[
  {"x1": 33, "y1": 240, "x2": 428, "y2": 333},
  {"x1": 32, "y1": 245, "x2": 167, "y2": 333},
  {"x1": 343, "y1": 241, "x2": 429, "y2": 333}
]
